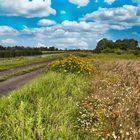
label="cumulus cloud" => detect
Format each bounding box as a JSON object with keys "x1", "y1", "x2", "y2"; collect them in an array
[
  {"x1": 38, "y1": 19, "x2": 56, "y2": 26},
  {"x1": 1, "y1": 39, "x2": 16, "y2": 44},
  {"x1": 60, "y1": 10, "x2": 66, "y2": 14},
  {"x1": 3, "y1": 4, "x2": 140, "y2": 49},
  {"x1": 62, "y1": 20, "x2": 91, "y2": 30},
  {"x1": 132, "y1": 32, "x2": 140, "y2": 37},
  {"x1": 132, "y1": 0, "x2": 140, "y2": 4},
  {"x1": 0, "y1": 26, "x2": 18, "y2": 36},
  {"x1": 36, "y1": 42, "x2": 46, "y2": 48},
  {"x1": 16, "y1": 20, "x2": 107, "y2": 49},
  {"x1": 0, "y1": 0, "x2": 56, "y2": 18},
  {"x1": 82, "y1": 5, "x2": 140, "y2": 30},
  {"x1": 69, "y1": 0, "x2": 89, "y2": 7},
  {"x1": 104, "y1": 0, "x2": 116, "y2": 5},
  {"x1": 0, "y1": 19, "x2": 108, "y2": 49}
]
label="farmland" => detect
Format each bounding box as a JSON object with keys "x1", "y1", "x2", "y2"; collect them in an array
[{"x1": 0, "y1": 52, "x2": 139, "y2": 139}]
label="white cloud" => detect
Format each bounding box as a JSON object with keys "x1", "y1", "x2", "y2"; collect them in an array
[
  {"x1": 69, "y1": 0, "x2": 89, "y2": 7},
  {"x1": 60, "y1": 10, "x2": 66, "y2": 14},
  {"x1": 3, "y1": 5, "x2": 140, "y2": 49},
  {"x1": 18, "y1": 20, "x2": 107, "y2": 49},
  {"x1": 104, "y1": 0, "x2": 116, "y2": 5},
  {"x1": 36, "y1": 42, "x2": 46, "y2": 48},
  {"x1": 38, "y1": 19, "x2": 56, "y2": 26},
  {"x1": 0, "y1": 0, "x2": 56, "y2": 18},
  {"x1": 0, "y1": 19, "x2": 109, "y2": 49},
  {"x1": 132, "y1": 0, "x2": 140, "y2": 4},
  {"x1": 0, "y1": 26, "x2": 18, "y2": 36},
  {"x1": 1, "y1": 39, "x2": 16, "y2": 44},
  {"x1": 82, "y1": 5, "x2": 140, "y2": 30},
  {"x1": 62, "y1": 20, "x2": 91, "y2": 30},
  {"x1": 132, "y1": 32, "x2": 140, "y2": 37}
]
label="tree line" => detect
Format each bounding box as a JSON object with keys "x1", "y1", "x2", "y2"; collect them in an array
[
  {"x1": 0, "y1": 45, "x2": 59, "y2": 58},
  {"x1": 95, "y1": 38, "x2": 140, "y2": 55}
]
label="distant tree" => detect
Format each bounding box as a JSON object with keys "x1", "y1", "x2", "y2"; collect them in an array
[
  {"x1": 96, "y1": 38, "x2": 114, "y2": 52},
  {"x1": 48, "y1": 46, "x2": 58, "y2": 51},
  {"x1": 115, "y1": 39, "x2": 138, "y2": 50},
  {"x1": 95, "y1": 38, "x2": 139, "y2": 53},
  {"x1": 0, "y1": 45, "x2": 5, "y2": 50}
]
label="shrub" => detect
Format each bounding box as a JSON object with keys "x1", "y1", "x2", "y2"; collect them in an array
[
  {"x1": 115, "y1": 49, "x2": 123, "y2": 55},
  {"x1": 50, "y1": 55, "x2": 94, "y2": 74},
  {"x1": 132, "y1": 50, "x2": 140, "y2": 56},
  {"x1": 101, "y1": 47, "x2": 114, "y2": 53}
]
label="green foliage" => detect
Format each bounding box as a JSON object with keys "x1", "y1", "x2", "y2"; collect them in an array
[
  {"x1": 127, "y1": 49, "x2": 140, "y2": 56},
  {"x1": 101, "y1": 47, "x2": 114, "y2": 53},
  {"x1": 96, "y1": 38, "x2": 114, "y2": 52},
  {"x1": 0, "y1": 50, "x2": 42, "y2": 58},
  {"x1": 115, "y1": 48, "x2": 123, "y2": 55},
  {"x1": 96, "y1": 38, "x2": 139, "y2": 54},
  {"x1": 0, "y1": 72, "x2": 89, "y2": 140},
  {"x1": 115, "y1": 39, "x2": 138, "y2": 50}
]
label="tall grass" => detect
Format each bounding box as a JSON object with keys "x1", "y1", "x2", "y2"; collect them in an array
[
  {"x1": 75, "y1": 60, "x2": 140, "y2": 139},
  {"x1": 0, "y1": 71, "x2": 89, "y2": 140},
  {"x1": 73, "y1": 52, "x2": 140, "y2": 60}
]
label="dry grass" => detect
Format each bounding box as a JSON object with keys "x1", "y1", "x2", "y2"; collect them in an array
[{"x1": 75, "y1": 60, "x2": 140, "y2": 140}]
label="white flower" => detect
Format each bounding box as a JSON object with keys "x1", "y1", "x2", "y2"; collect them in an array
[
  {"x1": 112, "y1": 131, "x2": 117, "y2": 139},
  {"x1": 126, "y1": 132, "x2": 130, "y2": 136}
]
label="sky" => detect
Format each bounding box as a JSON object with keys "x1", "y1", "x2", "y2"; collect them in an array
[{"x1": 0, "y1": 0, "x2": 140, "y2": 49}]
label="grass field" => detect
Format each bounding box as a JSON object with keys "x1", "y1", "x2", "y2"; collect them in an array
[
  {"x1": 0, "y1": 55, "x2": 62, "y2": 71},
  {"x1": 0, "y1": 72, "x2": 89, "y2": 139},
  {"x1": 73, "y1": 52, "x2": 140, "y2": 60},
  {"x1": 0, "y1": 53, "x2": 140, "y2": 139}
]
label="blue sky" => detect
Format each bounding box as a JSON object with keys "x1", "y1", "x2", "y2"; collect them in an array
[{"x1": 0, "y1": 0, "x2": 140, "y2": 49}]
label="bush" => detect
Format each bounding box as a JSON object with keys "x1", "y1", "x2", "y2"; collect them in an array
[
  {"x1": 50, "y1": 55, "x2": 94, "y2": 74},
  {"x1": 101, "y1": 47, "x2": 114, "y2": 53},
  {"x1": 132, "y1": 50, "x2": 140, "y2": 56},
  {"x1": 115, "y1": 49, "x2": 123, "y2": 55}
]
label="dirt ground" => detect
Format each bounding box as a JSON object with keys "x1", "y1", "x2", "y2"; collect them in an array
[
  {"x1": 0, "y1": 60, "x2": 52, "y2": 76},
  {"x1": 0, "y1": 60, "x2": 51, "y2": 96}
]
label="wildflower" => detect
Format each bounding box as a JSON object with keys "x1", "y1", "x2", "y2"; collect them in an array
[
  {"x1": 50, "y1": 55, "x2": 94, "y2": 74},
  {"x1": 112, "y1": 131, "x2": 117, "y2": 139},
  {"x1": 111, "y1": 111, "x2": 121, "y2": 120},
  {"x1": 101, "y1": 132, "x2": 109, "y2": 139},
  {"x1": 126, "y1": 132, "x2": 130, "y2": 136}
]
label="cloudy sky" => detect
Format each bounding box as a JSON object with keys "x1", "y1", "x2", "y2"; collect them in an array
[{"x1": 0, "y1": 0, "x2": 140, "y2": 49}]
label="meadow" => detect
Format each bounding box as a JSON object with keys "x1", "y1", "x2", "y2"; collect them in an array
[{"x1": 0, "y1": 53, "x2": 140, "y2": 140}]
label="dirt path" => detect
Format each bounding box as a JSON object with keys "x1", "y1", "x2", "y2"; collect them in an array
[
  {"x1": 0, "y1": 60, "x2": 53, "y2": 96},
  {"x1": 0, "y1": 68, "x2": 46, "y2": 96},
  {"x1": 0, "y1": 60, "x2": 52, "y2": 76}
]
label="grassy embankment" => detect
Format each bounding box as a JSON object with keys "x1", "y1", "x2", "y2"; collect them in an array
[
  {"x1": 0, "y1": 72, "x2": 89, "y2": 139},
  {"x1": 0, "y1": 53, "x2": 140, "y2": 139}
]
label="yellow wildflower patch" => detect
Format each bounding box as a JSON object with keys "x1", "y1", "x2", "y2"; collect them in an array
[{"x1": 50, "y1": 55, "x2": 94, "y2": 74}]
